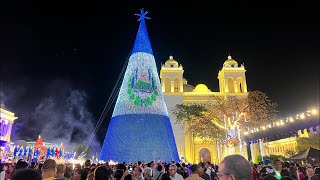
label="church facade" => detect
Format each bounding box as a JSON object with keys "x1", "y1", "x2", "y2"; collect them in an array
[
  {"x1": 160, "y1": 55, "x2": 248, "y2": 163},
  {"x1": 159, "y1": 55, "x2": 313, "y2": 164}
]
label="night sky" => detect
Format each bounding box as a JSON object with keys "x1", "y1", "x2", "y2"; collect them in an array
[{"x1": 1, "y1": 1, "x2": 319, "y2": 145}]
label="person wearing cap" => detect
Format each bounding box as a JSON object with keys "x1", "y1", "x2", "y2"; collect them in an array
[{"x1": 42, "y1": 159, "x2": 57, "y2": 180}]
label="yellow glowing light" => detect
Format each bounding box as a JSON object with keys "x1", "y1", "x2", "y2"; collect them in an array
[
  {"x1": 312, "y1": 109, "x2": 317, "y2": 115},
  {"x1": 289, "y1": 117, "x2": 294, "y2": 122},
  {"x1": 276, "y1": 122, "x2": 280, "y2": 126},
  {"x1": 193, "y1": 84, "x2": 211, "y2": 93},
  {"x1": 280, "y1": 121, "x2": 284, "y2": 125},
  {"x1": 262, "y1": 127, "x2": 266, "y2": 130},
  {"x1": 300, "y1": 113, "x2": 305, "y2": 119},
  {"x1": 212, "y1": 120, "x2": 226, "y2": 129}
]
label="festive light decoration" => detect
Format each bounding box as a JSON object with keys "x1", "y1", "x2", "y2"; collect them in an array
[
  {"x1": 33, "y1": 135, "x2": 46, "y2": 162},
  {"x1": 99, "y1": 9, "x2": 179, "y2": 162},
  {"x1": 244, "y1": 107, "x2": 319, "y2": 135}
]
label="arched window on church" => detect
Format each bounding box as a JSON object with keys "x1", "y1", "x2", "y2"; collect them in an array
[
  {"x1": 237, "y1": 77, "x2": 244, "y2": 93},
  {"x1": 165, "y1": 77, "x2": 171, "y2": 93},
  {"x1": 228, "y1": 77, "x2": 235, "y2": 93},
  {"x1": 174, "y1": 77, "x2": 180, "y2": 92}
]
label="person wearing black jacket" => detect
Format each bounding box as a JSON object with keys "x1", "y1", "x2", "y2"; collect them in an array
[{"x1": 197, "y1": 163, "x2": 210, "y2": 180}]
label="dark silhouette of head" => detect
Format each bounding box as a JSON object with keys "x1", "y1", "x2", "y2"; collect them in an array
[
  {"x1": 219, "y1": 154, "x2": 252, "y2": 180},
  {"x1": 11, "y1": 168, "x2": 42, "y2": 180},
  {"x1": 94, "y1": 166, "x2": 110, "y2": 180},
  {"x1": 190, "y1": 165, "x2": 198, "y2": 174},
  {"x1": 15, "y1": 160, "x2": 28, "y2": 170}
]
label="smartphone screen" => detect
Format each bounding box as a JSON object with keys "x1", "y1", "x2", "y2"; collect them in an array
[{"x1": 128, "y1": 166, "x2": 133, "y2": 173}]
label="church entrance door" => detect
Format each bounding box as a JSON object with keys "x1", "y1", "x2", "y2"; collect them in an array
[{"x1": 199, "y1": 148, "x2": 211, "y2": 163}]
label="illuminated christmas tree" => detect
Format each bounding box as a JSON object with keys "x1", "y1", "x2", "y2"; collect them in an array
[
  {"x1": 99, "y1": 9, "x2": 179, "y2": 162},
  {"x1": 34, "y1": 135, "x2": 46, "y2": 161}
]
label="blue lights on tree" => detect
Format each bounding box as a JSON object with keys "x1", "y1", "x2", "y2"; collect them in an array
[{"x1": 99, "y1": 9, "x2": 179, "y2": 163}]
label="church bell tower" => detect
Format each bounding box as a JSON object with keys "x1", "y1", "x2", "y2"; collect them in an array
[{"x1": 218, "y1": 55, "x2": 248, "y2": 94}]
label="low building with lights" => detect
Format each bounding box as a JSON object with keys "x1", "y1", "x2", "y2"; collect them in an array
[
  {"x1": 0, "y1": 107, "x2": 18, "y2": 161},
  {"x1": 0, "y1": 108, "x2": 18, "y2": 143}
]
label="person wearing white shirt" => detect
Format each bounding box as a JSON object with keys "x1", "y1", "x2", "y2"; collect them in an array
[{"x1": 169, "y1": 164, "x2": 184, "y2": 180}]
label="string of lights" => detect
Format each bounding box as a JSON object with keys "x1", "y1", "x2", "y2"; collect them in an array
[{"x1": 244, "y1": 108, "x2": 318, "y2": 135}]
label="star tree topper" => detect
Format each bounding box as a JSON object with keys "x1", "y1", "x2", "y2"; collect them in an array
[{"x1": 135, "y1": 8, "x2": 151, "y2": 21}]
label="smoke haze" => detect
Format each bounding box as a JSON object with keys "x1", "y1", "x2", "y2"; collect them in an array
[{"x1": 0, "y1": 79, "x2": 101, "y2": 155}]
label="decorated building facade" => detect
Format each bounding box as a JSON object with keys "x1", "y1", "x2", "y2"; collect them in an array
[
  {"x1": 0, "y1": 107, "x2": 18, "y2": 143},
  {"x1": 160, "y1": 55, "x2": 248, "y2": 163},
  {"x1": 160, "y1": 55, "x2": 314, "y2": 163}
]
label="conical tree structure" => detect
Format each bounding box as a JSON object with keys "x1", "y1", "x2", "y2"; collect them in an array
[
  {"x1": 34, "y1": 135, "x2": 46, "y2": 160},
  {"x1": 100, "y1": 9, "x2": 179, "y2": 162}
]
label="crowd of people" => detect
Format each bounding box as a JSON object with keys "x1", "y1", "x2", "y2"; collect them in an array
[
  {"x1": 0, "y1": 154, "x2": 319, "y2": 180},
  {"x1": 252, "y1": 159, "x2": 320, "y2": 180}
]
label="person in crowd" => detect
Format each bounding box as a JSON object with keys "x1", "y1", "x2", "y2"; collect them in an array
[
  {"x1": 288, "y1": 166, "x2": 298, "y2": 179},
  {"x1": 29, "y1": 161, "x2": 36, "y2": 169},
  {"x1": 37, "y1": 162, "x2": 44, "y2": 174},
  {"x1": 94, "y1": 165, "x2": 110, "y2": 180},
  {"x1": 87, "y1": 172, "x2": 94, "y2": 180},
  {"x1": 64, "y1": 163, "x2": 73, "y2": 179},
  {"x1": 161, "y1": 172, "x2": 171, "y2": 180},
  {"x1": 298, "y1": 167, "x2": 306, "y2": 180},
  {"x1": 282, "y1": 162, "x2": 290, "y2": 171},
  {"x1": 90, "y1": 164, "x2": 97, "y2": 171},
  {"x1": 143, "y1": 166, "x2": 153, "y2": 180},
  {"x1": 11, "y1": 168, "x2": 42, "y2": 180},
  {"x1": 55, "y1": 164, "x2": 66, "y2": 180},
  {"x1": 168, "y1": 164, "x2": 183, "y2": 180},
  {"x1": 251, "y1": 163, "x2": 259, "y2": 180},
  {"x1": 303, "y1": 166, "x2": 315, "y2": 180},
  {"x1": 197, "y1": 163, "x2": 210, "y2": 180},
  {"x1": 0, "y1": 164, "x2": 5, "y2": 180},
  {"x1": 42, "y1": 159, "x2": 57, "y2": 180},
  {"x1": 204, "y1": 162, "x2": 216, "y2": 180},
  {"x1": 133, "y1": 166, "x2": 144, "y2": 180},
  {"x1": 153, "y1": 163, "x2": 164, "y2": 180},
  {"x1": 184, "y1": 165, "x2": 203, "y2": 180},
  {"x1": 72, "y1": 168, "x2": 82, "y2": 180},
  {"x1": 182, "y1": 163, "x2": 190, "y2": 177},
  {"x1": 260, "y1": 167, "x2": 269, "y2": 179},
  {"x1": 115, "y1": 164, "x2": 126, "y2": 180},
  {"x1": 8, "y1": 159, "x2": 28, "y2": 178},
  {"x1": 79, "y1": 159, "x2": 91, "y2": 180},
  {"x1": 312, "y1": 167, "x2": 320, "y2": 179},
  {"x1": 280, "y1": 170, "x2": 291, "y2": 180},
  {"x1": 217, "y1": 154, "x2": 252, "y2": 180},
  {"x1": 273, "y1": 160, "x2": 283, "y2": 179},
  {"x1": 15, "y1": 159, "x2": 28, "y2": 170},
  {"x1": 175, "y1": 163, "x2": 188, "y2": 179}
]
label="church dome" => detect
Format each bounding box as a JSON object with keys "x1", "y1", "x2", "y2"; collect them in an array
[
  {"x1": 193, "y1": 84, "x2": 211, "y2": 93},
  {"x1": 223, "y1": 55, "x2": 238, "y2": 68},
  {"x1": 164, "y1": 56, "x2": 179, "y2": 68}
]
